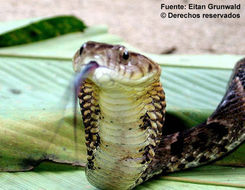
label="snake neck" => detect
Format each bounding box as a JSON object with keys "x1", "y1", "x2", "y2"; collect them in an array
[
  {"x1": 79, "y1": 79, "x2": 166, "y2": 190},
  {"x1": 78, "y1": 60, "x2": 245, "y2": 190},
  {"x1": 141, "y1": 61, "x2": 245, "y2": 182}
]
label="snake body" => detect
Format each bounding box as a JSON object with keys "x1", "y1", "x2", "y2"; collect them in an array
[{"x1": 73, "y1": 41, "x2": 245, "y2": 190}]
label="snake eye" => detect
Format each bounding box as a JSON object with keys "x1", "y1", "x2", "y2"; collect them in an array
[
  {"x1": 79, "y1": 44, "x2": 84, "y2": 55},
  {"x1": 122, "y1": 51, "x2": 129, "y2": 60}
]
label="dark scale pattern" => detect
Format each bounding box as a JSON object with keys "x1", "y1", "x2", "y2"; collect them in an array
[
  {"x1": 207, "y1": 123, "x2": 228, "y2": 139},
  {"x1": 232, "y1": 58, "x2": 245, "y2": 87},
  {"x1": 136, "y1": 81, "x2": 166, "y2": 184},
  {"x1": 138, "y1": 59, "x2": 245, "y2": 181},
  {"x1": 186, "y1": 155, "x2": 195, "y2": 162},
  {"x1": 78, "y1": 80, "x2": 101, "y2": 170},
  {"x1": 170, "y1": 133, "x2": 184, "y2": 158},
  {"x1": 199, "y1": 155, "x2": 209, "y2": 163}
]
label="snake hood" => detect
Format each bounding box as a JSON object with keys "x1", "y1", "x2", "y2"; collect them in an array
[{"x1": 72, "y1": 41, "x2": 245, "y2": 190}]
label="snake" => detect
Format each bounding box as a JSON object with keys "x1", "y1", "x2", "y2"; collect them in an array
[{"x1": 72, "y1": 41, "x2": 245, "y2": 190}]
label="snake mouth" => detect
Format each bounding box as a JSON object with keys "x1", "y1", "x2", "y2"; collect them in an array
[
  {"x1": 74, "y1": 61, "x2": 160, "y2": 90},
  {"x1": 73, "y1": 60, "x2": 100, "y2": 89},
  {"x1": 82, "y1": 60, "x2": 118, "y2": 88},
  {"x1": 73, "y1": 58, "x2": 113, "y2": 85}
]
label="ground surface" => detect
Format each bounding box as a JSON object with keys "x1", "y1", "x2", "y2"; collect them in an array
[{"x1": 0, "y1": 0, "x2": 244, "y2": 54}]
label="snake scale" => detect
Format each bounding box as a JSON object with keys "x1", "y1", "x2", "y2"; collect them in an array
[{"x1": 72, "y1": 41, "x2": 245, "y2": 190}]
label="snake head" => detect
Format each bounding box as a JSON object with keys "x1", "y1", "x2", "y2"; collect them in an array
[{"x1": 73, "y1": 41, "x2": 161, "y2": 88}]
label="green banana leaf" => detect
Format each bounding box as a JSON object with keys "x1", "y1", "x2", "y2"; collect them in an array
[
  {"x1": 0, "y1": 15, "x2": 86, "y2": 47},
  {"x1": 0, "y1": 16, "x2": 244, "y2": 189},
  {"x1": 0, "y1": 162, "x2": 244, "y2": 189}
]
